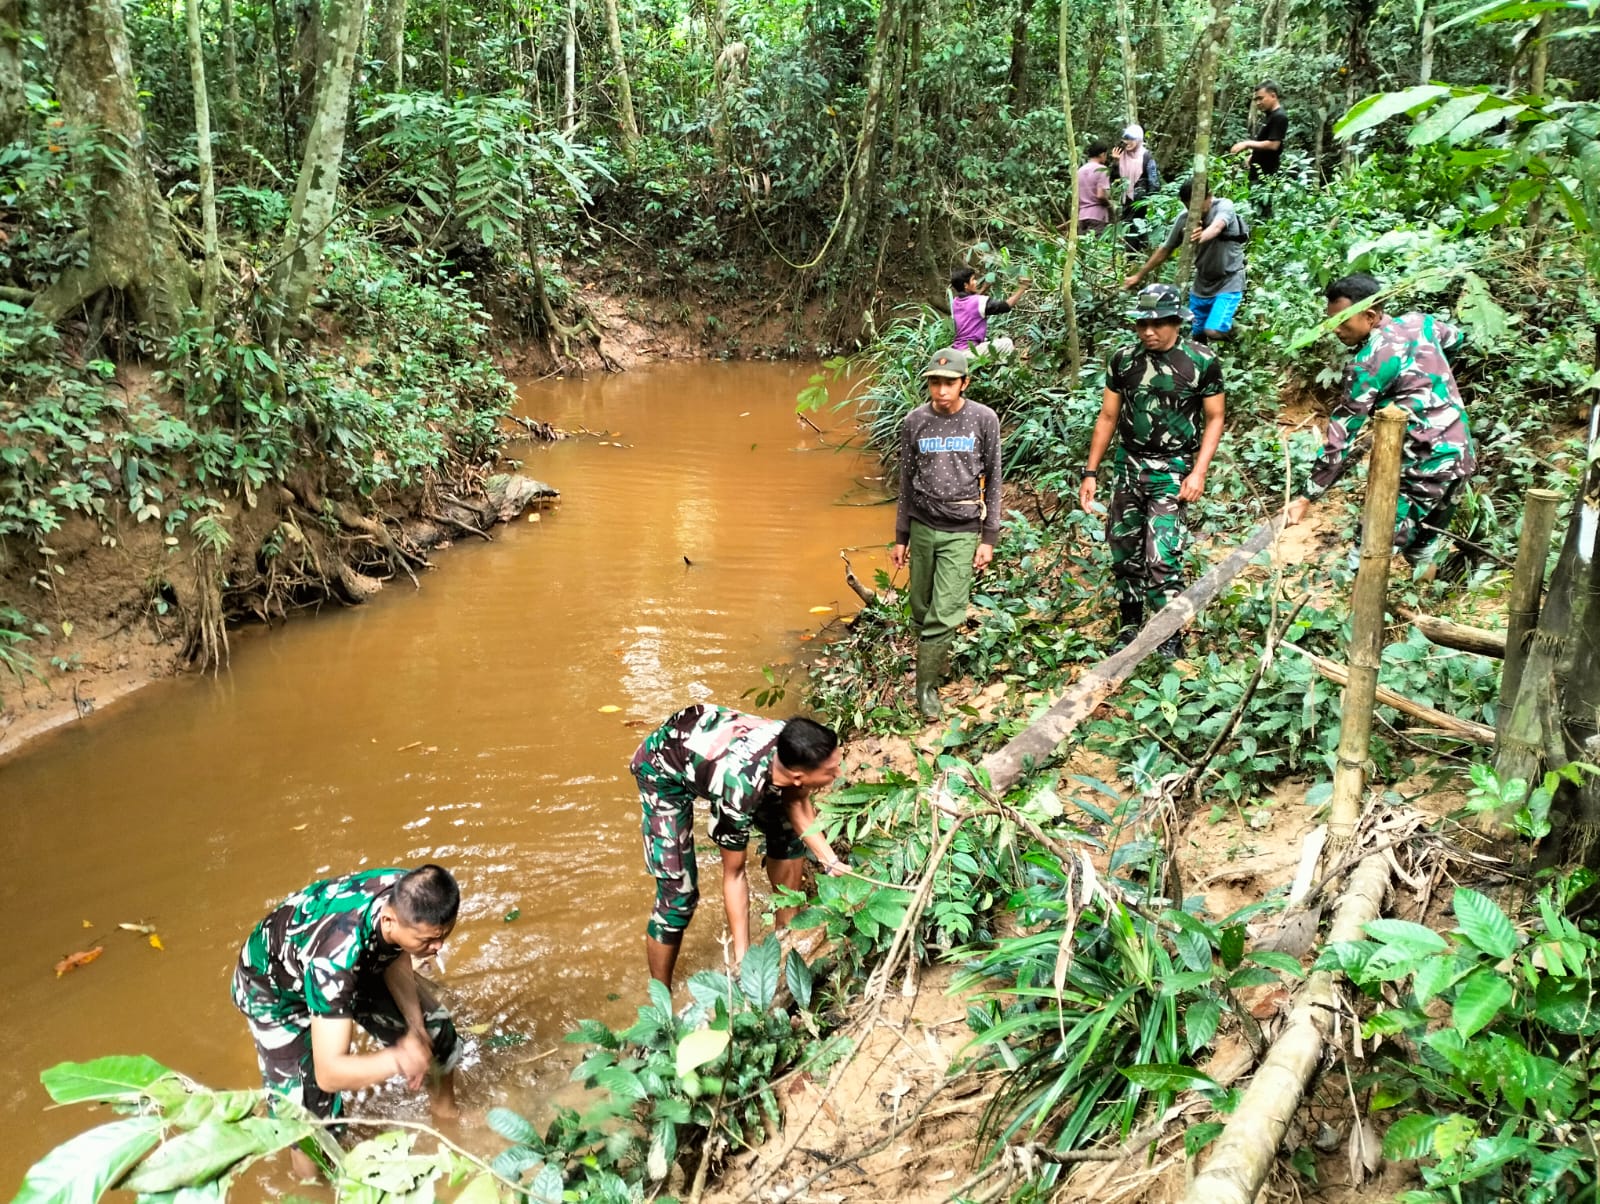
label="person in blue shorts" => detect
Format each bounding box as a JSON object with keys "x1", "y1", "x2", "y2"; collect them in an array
[{"x1": 1123, "y1": 178, "x2": 1248, "y2": 345}]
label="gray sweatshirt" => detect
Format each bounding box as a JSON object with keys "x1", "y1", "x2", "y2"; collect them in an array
[{"x1": 895, "y1": 400, "x2": 1003, "y2": 545}]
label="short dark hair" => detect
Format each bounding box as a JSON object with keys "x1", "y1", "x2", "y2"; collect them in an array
[
  {"x1": 391, "y1": 864, "x2": 460, "y2": 927},
  {"x1": 1325, "y1": 272, "x2": 1383, "y2": 308},
  {"x1": 1177, "y1": 177, "x2": 1206, "y2": 205},
  {"x1": 1086, "y1": 139, "x2": 1110, "y2": 159},
  {"x1": 1255, "y1": 80, "x2": 1280, "y2": 97},
  {"x1": 950, "y1": 266, "x2": 976, "y2": 292},
  {"x1": 777, "y1": 716, "x2": 838, "y2": 770}
]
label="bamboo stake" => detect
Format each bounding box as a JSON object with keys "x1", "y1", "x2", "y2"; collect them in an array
[
  {"x1": 1327, "y1": 405, "x2": 1407, "y2": 852},
  {"x1": 1498, "y1": 487, "x2": 1561, "y2": 735},
  {"x1": 1183, "y1": 853, "x2": 1391, "y2": 1204},
  {"x1": 1281, "y1": 643, "x2": 1495, "y2": 745},
  {"x1": 981, "y1": 517, "x2": 1283, "y2": 792},
  {"x1": 1409, "y1": 613, "x2": 1506, "y2": 659}
]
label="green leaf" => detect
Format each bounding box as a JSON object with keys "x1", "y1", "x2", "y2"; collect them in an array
[
  {"x1": 122, "y1": 1119, "x2": 308, "y2": 1193},
  {"x1": 1453, "y1": 888, "x2": 1519, "y2": 960},
  {"x1": 1451, "y1": 970, "x2": 1514, "y2": 1038},
  {"x1": 740, "y1": 936, "x2": 782, "y2": 1009},
  {"x1": 1363, "y1": 919, "x2": 1450, "y2": 958},
  {"x1": 40, "y1": 1056, "x2": 173, "y2": 1104},
  {"x1": 529, "y1": 1164, "x2": 563, "y2": 1203},
  {"x1": 1335, "y1": 86, "x2": 1451, "y2": 140},
  {"x1": 1185, "y1": 998, "x2": 1221, "y2": 1055},
  {"x1": 453, "y1": 1174, "x2": 503, "y2": 1204},
  {"x1": 1383, "y1": 1113, "x2": 1441, "y2": 1161},
  {"x1": 675, "y1": 1028, "x2": 731, "y2": 1077},
  {"x1": 11, "y1": 1119, "x2": 163, "y2": 1204},
  {"x1": 1218, "y1": 925, "x2": 1245, "y2": 970},
  {"x1": 1120, "y1": 1064, "x2": 1220, "y2": 1094},
  {"x1": 1245, "y1": 950, "x2": 1307, "y2": 978},
  {"x1": 785, "y1": 949, "x2": 815, "y2": 1010},
  {"x1": 486, "y1": 1107, "x2": 538, "y2": 1146},
  {"x1": 1184, "y1": 1122, "x2": 1225, "y2": 1158},
  {"x1": 1410, "y1": 954, "x2": 1460, "y2": 1005},
  {"x1": 1408, "y1": 93, "x2": 1488, "y2": 145}
]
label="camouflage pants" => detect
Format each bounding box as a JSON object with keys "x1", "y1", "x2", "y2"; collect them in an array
[
  {"x1": 1107, "y1": 466, "x2": 1190, "y2": 612},
  {"x1": 1393, "y1": 474, "x2": 1467, "y2": 562},
  {"x1": 233, "y1": 969, "x2": 459, "y2": 1120},
  {"x1": 634, "y1": 763, "x2": 805, "y2": 944}
]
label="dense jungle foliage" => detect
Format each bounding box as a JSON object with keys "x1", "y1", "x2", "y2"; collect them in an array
[{"x1": 6, "y1": 0, "x2": 1600, "y2": 1200}]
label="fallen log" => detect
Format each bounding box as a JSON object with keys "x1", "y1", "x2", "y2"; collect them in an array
[
  {"x1": 1281, "y1": 642, "x2": 1495, "y2": 745},
  {"x1": 1183, "y1": 853, "x2": 1391, "y2": 1204},
  {"x1": 1408, "y1": 612, "x2": 1506, "y2": 659},
  {"x1": 981, "y1": 517, "x2": 1283, "y2": 792}
]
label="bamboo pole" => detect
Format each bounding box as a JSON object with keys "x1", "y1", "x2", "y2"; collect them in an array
[
  {"x1": 1183, "y1": 853, "x2": 1391, "y2": 1204},
  {"x1": 1281, "y1": 643, "x2": 1495, "y2": 745},
  {"x1": 1408, "y1": 612, "x2": 1506, "y2": 659},
  {"x1": 1498, "y1": 487, "x2": 1562, "y2": 734},
  {"x1": 982, "y1": 518, "x2": 1282, "y2": 793},
  {"x1": 1327, "y1": 406, "x2": 1407, "y2": 852}
]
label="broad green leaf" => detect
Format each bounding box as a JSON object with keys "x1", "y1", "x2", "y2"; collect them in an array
[
  {"x1": 1120, "y1": 1063, "x2": 1220, "y2": 1094},
  {"x1": 1456, "y1": 272, "x2": 1513, "y2": 347},
  {"x1": 1452, "y1": 970, "x2": 1513, "y2": 1038},
  {"x1": 740, "y1": 936, "x2": 782, "y2": 1009},
  {"x1": 40, "y1": 1056, "x2": 173, "y2": 1105},
  {"x1": 11, "y1": 1118, "x2": 163, "y2": 1204},
  {"x1": 675, "y1": 1028, "x2": 731, "y2": 1077},
  {"x1": 1184, "y1": 1122, "x2": 1225, "y2": 1158},
  {"x1": 1245, "y1": 950, "x2": 1306, "y2": 978},
  {"x1": 1383, "y1": 1112, "x2": 1441, "y2": 1160},
  {"x1": 785, "y1": 948, "x2": 814, "y2": 1010},
  {"x1": 529, "y1": 1164, "x2": 563, "y2": 1203},
  {"x1": 135, "y1": 1181, "x2": 226, "y2": 1204},
  {"x1": 1185, "y1": 998, "x2": 1221, "y2": 1055},
  {"x1": 593, "y1": 1066, "x2": 648, "y2": 1102},
  {"x1": 486, "y1": 1107, "x2": 538, "y2": 1146},
  {"x1": 1447, "y1": 103, "x2": 1526, "y2": 144},
  {"x1": 122, "y1": 1119, "x2": 308, "y2": 1194},
  {"x1": 646, "y1": 979, "x2": 674, "y2": 1023},
  {"x1": 1336, "y1": 86, "x2": 1451, "y2": 140},
  {"x1": 1218, "y1": 925, "x2": 1245, "y2": 971},
  {"x1": 453, "y1": 1174, "x2": 503, "y2": 1204},
  {"x1": 1453, "y1": 887, "x2": 1519, "y2": 959},
  {"x1": 1410, "y1": 953, "x2": 1460, "y2": 1005},
  {"x1": 1363, "y1": 919, "x2": 1450, "y2": 958},
  {"x1": 1409, "y1": 93, "x2": 1488, "y2": 145}
]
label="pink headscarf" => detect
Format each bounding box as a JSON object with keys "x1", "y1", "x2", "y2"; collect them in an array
[{"x1": 1118, "y1": 124, "x2": 1148, "y2": 185}]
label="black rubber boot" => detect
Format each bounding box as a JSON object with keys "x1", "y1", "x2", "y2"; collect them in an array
[
  {"x1": 1111, "y1": 599, "x2": 1143, "y2": 651},
  {"x1": 1158, "y1": 630, "x2": 1186, "y2": 659}
]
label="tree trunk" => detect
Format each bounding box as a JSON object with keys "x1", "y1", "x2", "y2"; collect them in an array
[
  {"x1": 1529, "y1": 10, "x2": 1550, "y2": 94},
  {"x1": 220, "y1": 0, "x2": 242, "y2": 119},
  {"x1": 1115, "y1": 0, "x2": 1138, "y2": 123},
  {"x1": 272, "y1": 0, "x2": 368, "y2": 334},
  {"x1": 1418, "y1": 3, "x2": 1435, "y2": 83},
  {"x1": 1176, "y1": 0, "x2": 1229, "y2": 288},
  {"x1": 32, "y1": 0, "x2": 192, "y2": 338},
  {"x1": 0, "y1": 0, "x2": 23, "y2": 146},
  {"x1": 440, "y1": 0, "x2": 451, "y2": 94},
  {"x1": 185, "y1": 0, "x2": 221, "y2": 339},
  {"x1": 835, "y1": 0, "x2": 902, "y2": 263},
  {"x1": 1057, "y1": 0, "x2": 1082, "y2": 377},
  {"x1": 381, "y1": 0, "x2": 406, "y2": 88},
  {"x1": 601, "y1": 0, "x2": 639, "y2": 161},
  {"x1": 1145, "y1": 0, "x2": 1166, "y2": 70},
  {"x1": 292, "y1": 0, "x2": 323, "y2": 138},
  {"x1": 563, "y1": 0, "x2": 577, "y2": 133},
  {"x1": 1007, "y1": 0, "x2": 1032, "y2": 111}
]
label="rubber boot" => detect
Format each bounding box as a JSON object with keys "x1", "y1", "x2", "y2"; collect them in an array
[
  {"x1": 1158, "y1": 630, "x2": 1185, "y2": 659},
  {"x1": 1111, "y1": 599, "x2": 1143, "y2": 651},
  {"x1": 915, "y1": 637, "x2": 951, "y2": 721}
]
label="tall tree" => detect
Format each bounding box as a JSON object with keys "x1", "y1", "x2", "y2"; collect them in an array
[
  {"x1": 380, "y1": 0, "x2": 406, "y2": 88},
  {"x1": 601, "y1": 0, "x2": 639, "y2": 161},
  {"x1": 272, "y1": 0, "x2": 368, "y2": 333},
  {"x1": 32, "y1": 0, "x2": 192, "y2": 336},
  {"x1": 562, "y1": 0, "x2": 577, "y2": 133},
  {"x1": 1115, "y1": 0, "x2": 1138, "y2": 123},
  {"x1": 1177, "y1": 0, "x2": 1230, "y2": 286},
  {"x1": 220, "y1": 0, "x2": 242, "y2": 120},
  {"x1": 2, "y1": 0, "x2": 27, "y2": 145},
  {"x1": 1007, "y1": 0, "x2": 1033, "y2": 111},
  {"x1": 1057, "y1": 0, "x2": 1082, "y2": 376},
  {"x1": 836, "y1": 0, "x2": 906, "y2": 263},
  {"x1": 185, "y1": 0, "x2": 221, "y2": 338},
  {"x1": 1418, "y1": 0, "x2": 1436, "y2": 82}
]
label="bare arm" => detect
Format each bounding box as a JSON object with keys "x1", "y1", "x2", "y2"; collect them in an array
[
  {"x1": 1078, "y1": 389, "x2": 1121, "y2": 511},
  {"x1": 1191, "y1": 215, "x2": 1229, "y2": 244},
  {"x1": 785, "y1": 790, "x2": 843, "y2": 873},
  {"x1": 1005, "y1": 279, "x2": 1030, "y2": 307},
  {"x1": 1180, "y1": 392, "x2": 1227, "y2": 502},
  {"x1": 310, "y1": 1016, "x2": 404, "y2": 1094},
  {"x1": 1124, "y1": 244, "x2": 1172, "y2": 287},
  {"x1": 721, "y1": 847, "x2": 751, "y2": 961},
  {"x1": 384, "y1": 954, "x2": 426, "y2": 1036}
]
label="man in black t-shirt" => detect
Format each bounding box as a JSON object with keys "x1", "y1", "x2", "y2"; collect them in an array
[{"x1": 1232, "y1": 80, "x2": 1288, "y2": 183}]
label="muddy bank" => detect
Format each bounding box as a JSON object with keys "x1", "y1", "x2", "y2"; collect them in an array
[{"x1": 0, "y1": 461, "x2": 557, "y2": 761}]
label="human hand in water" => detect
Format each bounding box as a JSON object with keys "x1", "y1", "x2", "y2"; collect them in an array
[{"x1": 392, "y1": 1030, "x2": 433, "y2": 1089}]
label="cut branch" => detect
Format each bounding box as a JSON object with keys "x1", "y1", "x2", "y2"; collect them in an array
[
  {"x1": 1408, "y1": 612, "x2": 1506, "y2": 658},
  {"x1": 1281, "y1": 642, "x2": 1494, "y2": 745}
]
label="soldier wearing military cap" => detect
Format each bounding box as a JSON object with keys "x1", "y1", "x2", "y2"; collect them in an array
[
  {"x1": 891, "y1": 347, "x2": 1003, "y2": 719},
  {"x1": 1079, "y1": 285, "x2": 1227, "y2": 656}
]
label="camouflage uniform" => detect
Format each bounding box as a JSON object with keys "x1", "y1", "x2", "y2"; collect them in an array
[
  {"x1": 631, "y1": 705, "x2": 807, "y2": 944},
  {"x1": 1104, "y1": 339, "x2": 1225, "y2": 612},
  {"x1": 1305, "y1": 313, "x2": 1475, "y2": 557},
  {"x1": 232, "y1": 869, "x2": 460, "y2": 1120}
]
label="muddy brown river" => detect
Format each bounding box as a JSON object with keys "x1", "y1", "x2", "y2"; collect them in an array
[{"x1": 0, "y1": 363, "x2": 890, "y2": 1186}]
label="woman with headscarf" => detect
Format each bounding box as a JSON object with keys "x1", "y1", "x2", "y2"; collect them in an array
[{"x1": 1111, "y1": 124, "x2": 1162, "y2": 249}]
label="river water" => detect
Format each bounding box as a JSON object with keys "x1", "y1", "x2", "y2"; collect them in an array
[{"x1": 0, "y1": 363, "x2": 889, "y2": 1186}]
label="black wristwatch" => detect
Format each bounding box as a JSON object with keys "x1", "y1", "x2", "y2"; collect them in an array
[{"x1": 1083, "y1": 469, "x2": 1098, "y2": 479}]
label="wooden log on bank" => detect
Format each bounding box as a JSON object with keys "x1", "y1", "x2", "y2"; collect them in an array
[
  {"x1": 1281, "y1": 642, "x2": 1495, "y2": 745},
  {"x1": 981, "y1": 517, "x2": 1283, "y2": 793},
  {"x1": 1409, "y1": 612, "x2": 1506, "y2": 659},
  {"x1": 1327, "y1": 405, "x2": 1407, "y2": 852},
  {"x1": 1183, "y1": 853, "x2": 1392, "y2": 1204}
]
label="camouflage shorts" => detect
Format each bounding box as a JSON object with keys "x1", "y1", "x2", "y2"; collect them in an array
[
  {"x1": 232, "y1": 968, "x2": 459, "y2": 1120},
  {"x1": 635, "y1": 763, "x2": 805, "y2": 942}
]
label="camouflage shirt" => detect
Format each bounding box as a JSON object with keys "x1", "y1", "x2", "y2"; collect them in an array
[
  {"x1": 1306, "y1": 313, "x2": 1475, "y2": 498},
  {"x1": 631, "y1": 705, "x2": 783, "y2": 825},
  {"x1": 1106, "y1": 339, "x2": 1224, "y2": 467},
  {"x1": 234, "y1": 869, "x2": 405, "y2": 1025}
]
